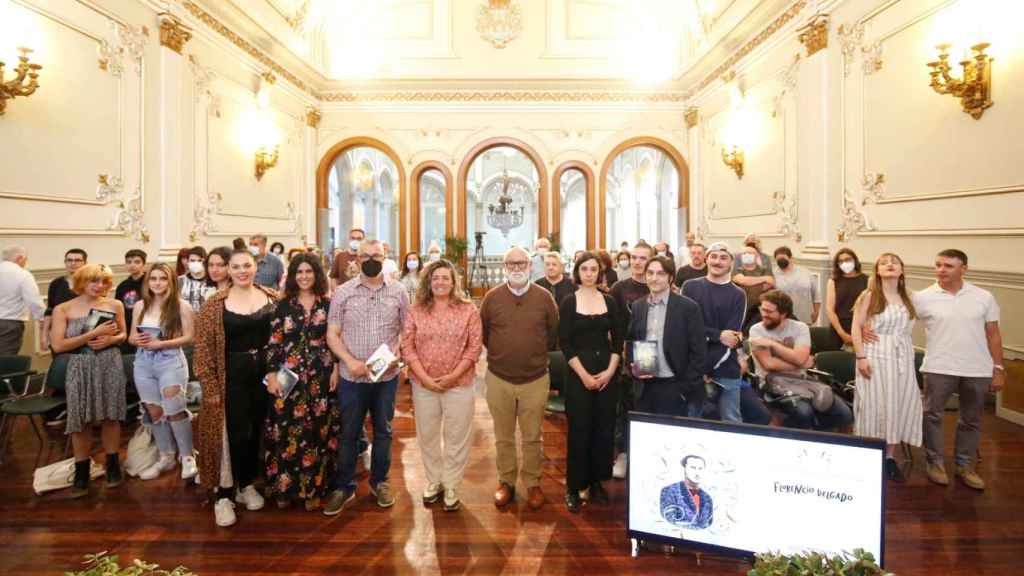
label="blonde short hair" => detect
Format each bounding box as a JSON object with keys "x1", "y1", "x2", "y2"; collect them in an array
[{"x1": 72, "y1": 263, "x2": 114, "y2": 296}]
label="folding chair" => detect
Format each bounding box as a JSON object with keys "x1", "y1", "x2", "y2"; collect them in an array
[
  {"x1": 546, "y1": 351, "x2": 566, "y2": 414},
  {"x1": 810, "y1": 326, "x2": 841, "y2": 355},
  {"x1": 810, "y1": 350, "x2": 857, "y2": 402},
  {"x1": 0, "y1": 357, "x2": 67, "y2": 468}
]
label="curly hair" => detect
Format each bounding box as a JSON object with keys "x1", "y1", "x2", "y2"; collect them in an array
[{"x1": 413, "y1": 258, "x2": 471, "y2": 310}]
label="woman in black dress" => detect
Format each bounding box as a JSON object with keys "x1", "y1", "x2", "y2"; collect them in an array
[
  {"x1": 825, "y1": 248, "x2": 869, "y2": 348},
  {"x1": 559, "y1": 252, "x2": 623, "y2": 512}
]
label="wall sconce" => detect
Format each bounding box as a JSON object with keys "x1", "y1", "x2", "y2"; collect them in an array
[
  {"x1": 0, "y1": 47, "x2": 42, "y2": 117},
  {"x1": 255, "y1": 146, "x2": 279, "y2": 181},
  {"x1": 721, "y1": 145, "x2": 744, "y2": 179},
  {"x1": 927, "y1": 42, "x2": 993, "y2": 119}
]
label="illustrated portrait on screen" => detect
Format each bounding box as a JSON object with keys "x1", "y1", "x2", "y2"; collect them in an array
[{"x1": 660, "y1": 454, "x2": 714, "y2": 529}]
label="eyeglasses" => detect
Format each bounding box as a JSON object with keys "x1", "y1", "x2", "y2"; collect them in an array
[
  {"x1": 504, "y1": 261, "x2": 530, "y2": 270},
  {"x1": 358, "y1": 254, "x2": 385, "y2": 262}
]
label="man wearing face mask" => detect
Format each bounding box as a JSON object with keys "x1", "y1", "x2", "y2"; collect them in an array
[
  {"x1": 771, "y1": 246, "x2": 820, "y2": 325},
  {"x1": 674, "y1": 243, "x2": 708, "y2": 289},
  {"x1": 426, "y1": 242, "x2": 443, "y2": 263},
  {"x1": 324, "y1": 239, "x2": 410, "y2": 514},
  {"x1": 179, "y1": 246, "x2": 209, "y2": 312},
  {"x1": 330, "y1": 228, "x2": 366, "y2": 291},
  {"x1": 530, "y1": 237, "x2": 551, "y2": 283},
  {"x1": 249, "y1": 234, "x2": 284, "y2": 290},
  {"x1": 653, "y1": 242, "x2": 676, "y2": 274},
  {"x1": 481, "y1": 246, "x2": 559, "y2": 510},
  {"x1": 733, "y1": 233, "x2": 773, "y2": 273}
]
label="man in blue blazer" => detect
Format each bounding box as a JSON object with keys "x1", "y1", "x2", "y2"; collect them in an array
[
  {"x1": 660, "y1": 454, "x2": 714, "y2": 529},
  {"x1": 627, "y1": 256, "x2": 707, "y2": 417}
]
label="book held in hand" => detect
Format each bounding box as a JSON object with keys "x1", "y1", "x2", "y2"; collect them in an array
[
  {"x1": 366, "y1": 343, "x2": 398, "y2": 383},
  {"x1": 631, "y1": 340, "x2": 660, "y2": 378},
  {"x1": 275, "y1": 366, "x2": 300, "y2": 398},
  {"x1": 86, "y1": 308, "x2": 116, "y2": 331},
  {"x1": 136, "y1": 326, "x2": 162, "y2": 340}
]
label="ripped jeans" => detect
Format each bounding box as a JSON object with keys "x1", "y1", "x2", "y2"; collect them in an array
[{"x1": 134, "y1": 348, "x2": 193, "y2": 456}]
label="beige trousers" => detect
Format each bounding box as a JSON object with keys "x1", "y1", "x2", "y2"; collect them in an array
[
  {"x1": 412, "y1": 382, "x2": 476, "y2": 490},
  {"x1": 485, "y1": 371, "x2": 550, "y2": 489}
]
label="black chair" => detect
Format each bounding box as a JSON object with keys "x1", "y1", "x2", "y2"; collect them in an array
[
  {"x1": 0, "y1": 355, "x2": 35, "y2": 403},
  {"x1": 810, "y1": 350, "x2": 857, "y2": 401},
  {"x1": 546, "y1": 351, "x2": 567, "y2": 413},
  {"x1": 810, "y1": 326, "x2": 841, "y2": 355},
  {"x1": 0, "y1": 357, "x2": 67, "y2": 467}
]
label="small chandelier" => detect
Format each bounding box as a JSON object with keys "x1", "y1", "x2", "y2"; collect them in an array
[
  {"x1": 477, "y1": 0, "x2": 522, "y2": 49},
  {"x1": 353, "y1": 162, "x2": 374, "y2": 189},
  {"x1": 486, "y1": 169, "x2": 525, "y2": 237}
]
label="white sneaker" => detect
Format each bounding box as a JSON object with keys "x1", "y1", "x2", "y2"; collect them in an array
[
  {"x1": 139, "y1": 453, "x2": 176, "y2": 481},
  {"x1": 443, "y1": 488, "x2": 460, "y2": 511},
  {"x1": 180, "y1": 455, "x2": 198, "y2": 480},
  {"x1": 423, "y1": 482, "x2": 443, "y2": 505},
  {"x1": 235, "y1": 485, "x2": 265, "y2": 511},
  {"x1": 612, "y1": 453, "x2": 627, "y2": 479},
  {"x1": 214, "y1": 498, "x2": 237, "y2": 527},
  {"x1": 361, "y1": 445, "x2": 372, "y2": 471}
]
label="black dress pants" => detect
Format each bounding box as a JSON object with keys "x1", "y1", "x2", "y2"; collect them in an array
[
  {"x1": 565, "y1": 371, "x2": 618, "y2": 491},
  {"x1": 225, "y1": 351, "x2": 268, "y2": 489}
]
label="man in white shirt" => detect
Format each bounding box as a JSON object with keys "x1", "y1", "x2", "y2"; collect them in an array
[
  {"x1": 771, "y1": 246, "x2": 821, "y2": 325},
  {"x1": 912, "y1": 249, "x2": 1004, "y2": 491},
  {"x1": 0, "y1": 246, "x2": 46, "y2": 355}
]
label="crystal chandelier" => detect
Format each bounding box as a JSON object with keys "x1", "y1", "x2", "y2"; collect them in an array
[
  {"x1": 476, "y1": 0, "x2": 522, "y2": 49},
  {"x1": 486, "y1": 169, "x2": 525, "y2": 237}
]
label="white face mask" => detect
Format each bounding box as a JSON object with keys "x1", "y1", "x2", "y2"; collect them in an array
[
  {"x1": 248, "y1": 245, "x2": 260, "y2": 257},
  {"x1": 349, "y1": 239, "x2": 360, "y2": 251},
  {"x1": 407, "y1": 259, "x2": 419, "y2": 270},
  {"x1": 618, "y1": 260, "x2": 629, "y2": 270},
  {"x1": 188, "y1": 261, "x2": 204, "y2": 275},
  {"x1": 741, "y1": 253, "x2": 756, "y2": 266},
  {"x1": 656, "y1": 251, "x2": 666, "y2": 257},
  {"x1": 507, "y1": 271, "x2": 528, "y2": 286},
  {"x1": 428, "y1": 252, "x2": 441, "y2": 262},
  {"x1": 839, "y1": 260, "x2": 856, "y2": 274}
]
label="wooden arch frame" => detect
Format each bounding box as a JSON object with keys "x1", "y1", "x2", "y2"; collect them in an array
[
  {"x1": 410, "y1": 160, "x2": 453, "y2": 254},
  {"x1": 456, "y1": 137, "x2": 549, "y2": 240},
  {"x1": 598, "y1": 136, "x2": 690, "y2": 249},
  {"x1": 551, "y1": 161, "x2": 596, "y2": 250},
  {"x1": 316, "y1": 137, "x2": 408, "y2": 256}
]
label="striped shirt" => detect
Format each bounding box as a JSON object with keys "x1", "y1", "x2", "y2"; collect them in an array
[{"x1": 328, "y1": 276, "x2": 409, "y2": 382}]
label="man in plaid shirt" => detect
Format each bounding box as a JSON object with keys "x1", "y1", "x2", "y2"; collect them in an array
[{"x1": 323, "y1": 239, "x2": 409, "y2": 515}]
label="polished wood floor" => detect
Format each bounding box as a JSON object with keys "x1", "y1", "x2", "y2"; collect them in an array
[{"x1": 1, "y1": 375, "x2": 1022, "y2": 575}]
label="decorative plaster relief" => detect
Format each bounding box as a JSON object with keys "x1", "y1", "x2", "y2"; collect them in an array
[{"x1": 97, "y1": 21, "x2": 145, "y2": 77}]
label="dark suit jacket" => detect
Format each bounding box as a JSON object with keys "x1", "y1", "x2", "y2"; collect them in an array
[
  {"x1": 627, "y1": 292, "x2": 707, "y2": 396},
  {"x1": 660, "y1": 481, "x2": 714, "y2": 529}
]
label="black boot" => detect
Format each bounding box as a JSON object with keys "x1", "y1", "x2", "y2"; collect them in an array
[
  {"x1": 71, "y1": 459, "x2": 90, "y2": 498},
  {"x1": 565, "y1": 490, "x2": 582, "y2": 513},
  {"x1": 105, "y1": 453, "x2": 123, "y2": 488},
  {"x1": 590, "y1": 482, "x2": 610, "y2": 506}
]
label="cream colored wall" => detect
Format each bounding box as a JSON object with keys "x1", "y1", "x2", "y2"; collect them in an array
[
  {"x1": 688, "y1": 0, "x2": 1023, "y2": 420},
  {"x1": 0, "y1": 0, "x2": 312, "y2": 362}
]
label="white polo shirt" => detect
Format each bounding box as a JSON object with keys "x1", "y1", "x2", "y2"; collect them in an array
[{"x1": 912, "y1": 281, "x2": 999, "y2": 378}]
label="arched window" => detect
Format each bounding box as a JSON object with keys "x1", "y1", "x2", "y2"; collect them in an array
[
  {"x1": 552, "y1": 161, "x2": 594, "y2": 257},
  {"x1": 321, "y1": 144, "x2": 401, "y2": 254},
  {"x1": 411, "y1": 162, "x2": 452, "y2": 254}
]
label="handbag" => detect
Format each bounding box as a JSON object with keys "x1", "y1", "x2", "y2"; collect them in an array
[
  {"x1": 124, "y1": 425, "x2": 159, "y2": 477},
  {"x1": 766, "y1": 373, "x2": 835, "y2": 412},
  {"x1": 32, "y1": 457, "x2": 106, "y2": 495}
]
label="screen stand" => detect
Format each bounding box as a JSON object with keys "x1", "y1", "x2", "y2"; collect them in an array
[{"x1": 630, "y1": 539, "x2": 639, "y2": 558}]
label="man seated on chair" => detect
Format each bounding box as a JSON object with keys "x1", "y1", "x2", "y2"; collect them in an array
[
  {"x1": 748, "y1": 290, "x2": 853, "y2": 431},
  {"x1": 660, "y1": 454, "x2": 713, "y2": 529}
]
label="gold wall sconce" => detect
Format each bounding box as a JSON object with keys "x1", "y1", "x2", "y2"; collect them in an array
[
  {"x1": 255, "y1": 146, "x2": 279, "y2": 181},
  {"x1": 927, "y1": 42, "x2": 993, "y2": 120},
  {"x1": 0, "y1": 47, "x2": 42, "y2": 116},
  {"x1": 721, "y1": 145, "x2": 744, "y2": 179}
]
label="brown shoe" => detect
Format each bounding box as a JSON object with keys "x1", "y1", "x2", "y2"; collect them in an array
[
  {"x1": 926, "y1": 461, "x2": 949, "y2": 486},
  {"x1": 956, "y1": 465, "x2": 985, "y2": 491},
  {"x1": 527, "y1": 486, "x2": 546, "y2": 510},
  {"x1": 494, "y1": 482, "x2": 515, "y2": 508}
]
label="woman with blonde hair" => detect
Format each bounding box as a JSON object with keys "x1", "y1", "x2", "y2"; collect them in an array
[
  {"x1": 49, "y1": 264, "x2": 128, "y2": 498},
  {"x1": 851, "y1": 252, "x2": 922, "y2": 482},
  {"x1": 127, "y1": 262, "x2": 196, "y2": 481},
  {"x1": 400, "y1": 258, "x2": 482, "y2": 511}
]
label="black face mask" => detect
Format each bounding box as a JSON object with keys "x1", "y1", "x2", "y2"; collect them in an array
[
  {"x1": 776, "y1": 258, "x2": 790, "y2": 269},
  {"x1": 361, "y1": 259, "x2": 383, "y2": 277}
]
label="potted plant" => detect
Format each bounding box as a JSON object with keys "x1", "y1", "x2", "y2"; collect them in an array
[
  {"x1": 67, "y1": 551, "x2": 194, "y2": 576},
  {"x1": 748, "y1": 548, "x2": 893, "y2": 576}
]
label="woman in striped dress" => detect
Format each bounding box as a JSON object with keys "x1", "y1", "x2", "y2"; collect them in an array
[{"x1": 851, "y1": 253, "x2": 922, "y2": 482}]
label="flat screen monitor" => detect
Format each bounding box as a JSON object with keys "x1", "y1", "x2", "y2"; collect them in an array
[{"x1": 627, "y1": 412, "x2": 885, "y2": 564}]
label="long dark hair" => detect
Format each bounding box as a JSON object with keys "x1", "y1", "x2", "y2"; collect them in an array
[
  {"x1": 204, "y1": 246, "x2": 233, "y2": 287},
  {"x1": 831, "y1": 247, "x2": 862, "y2": 279},
  {"x1": 175, "y1": 247, "x2": 191, "y2": 277},
  {"x1": 283, "y1": 252, "x2": 328, "y2": 299},
  {"x1": 401, "y1": 251, "x2": 421, "y2": 279},
  {"x1": 141, "y1": 262, "x2": 184, "y2": 339},
  {"x1": 572, "y1": 251, "x2": 602, "y2": 286}
]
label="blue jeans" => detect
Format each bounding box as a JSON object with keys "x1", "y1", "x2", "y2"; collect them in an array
[
  {"x1": 784, "y1": 397, "x2": 853, "y2": 431},
  {"x1": 133, "y1": 349, "x2": 189, "y2": 418},
  {"x1": 336, "y1": 376, "x2": 398, "y2": 491},
  {"x1": 714, "y1": 378, "x2": 743, "y2": 423}
]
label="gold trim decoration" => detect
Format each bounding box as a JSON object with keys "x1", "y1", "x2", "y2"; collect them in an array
[
  {"x1": 837, "y1": 187, "x2": 874, "y2": 242},
  {"x1": 255, "y1": 146, "x2": 279, "y2": 181},
  {"x1": 0, "y1": 47, "x2": 42, "y2": 117},
  {"x1": 721, "y1": 146, "x2": 744, "y2": 178},
  {"x1": 261, "y1": 71, "x2": 277, "y2": 85},
  {"x1": 158, "y1": 13, "x2": 193, "y2": 55},
  {"x1": 97, "y1": 22, "x2": 145, "y2": 77},
  {"x1": 182, "y1": 1, "x2": 315, "y2": 96},
  {"x1": 96, "y1": 174, "x2": 123, "y2": 203},
  {"x1": 861, "y1": 172, "x2": 886, "y2": 204},
  {"x1": 190, "y1": 191, "x2": 222, "y2": 242},
  {"x1": 685, "y1": 107, "x2": 699, "y2": 128},
  {"x1": 927, "y1": 42, "x2": 993, "y2": 120},
  {"x1": 320, "y1": 91, "x2": 687, "y2": 103},
  {"x1": 797, "y1": 13, "x2": 829, "y2": 57},
  {"x1": 108, "y1": 184, "x2": 150, "y2": 243},
  {"x1": 686, "y1": 0, "x2": 808, "y2": 99},
  {"x1": 305, "y1": 107, "x2": 321, "y2": 128},
  {"x1": 477, "y1": 0, "x2": 523, "y2": 49},
  {"x1": 838, "y1": 22, "x2": 883, "y2": 77}
]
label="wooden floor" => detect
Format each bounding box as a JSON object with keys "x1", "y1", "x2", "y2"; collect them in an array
[{"x1": 1, "y1": 375, "x2": 1022, "y2": 575}]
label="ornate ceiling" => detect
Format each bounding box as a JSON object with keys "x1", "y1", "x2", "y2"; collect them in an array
[{"x1": 189, "y1": 0, "x2": 796, "y2": 93}]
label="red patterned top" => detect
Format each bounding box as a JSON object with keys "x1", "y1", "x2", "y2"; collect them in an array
[{"x1": 400, "y1": 301, "x2": 483, "y2": 388}]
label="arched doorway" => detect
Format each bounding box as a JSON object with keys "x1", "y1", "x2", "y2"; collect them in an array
[
  {"x1": 552, "y1": 161, "x2": 595, "y2": 254},
  {"x1": 599, "y1": 137, "x2": 689, "y2": 250},
  {"x1": 410, "y1": 161, "x2": 453, "y2": 254},
  {"x1": 316, "y1": 137, "x2": 407, "y2": 257}
]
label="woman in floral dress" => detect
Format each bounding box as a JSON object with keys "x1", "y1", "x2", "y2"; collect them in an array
[{"x1": 264, "y1": 253, "x2": 339, "y2": 511}]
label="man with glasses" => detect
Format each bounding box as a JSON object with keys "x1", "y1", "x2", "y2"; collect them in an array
[
  {"x1": 330, "y1": 228, "x2": 366, "y2": 291},
  {"x1": 324, "y1": 239, "x2": 410, "y2": 515},
  {"x1": 42, "y1": 248, "x2": 87, "y2": 350},
  {"x1": 480, "y1": 246, "x2": 559, "y2": 510},
  {"x1": 610, "y1": 242, "x2": 653, "y2": 479}
]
